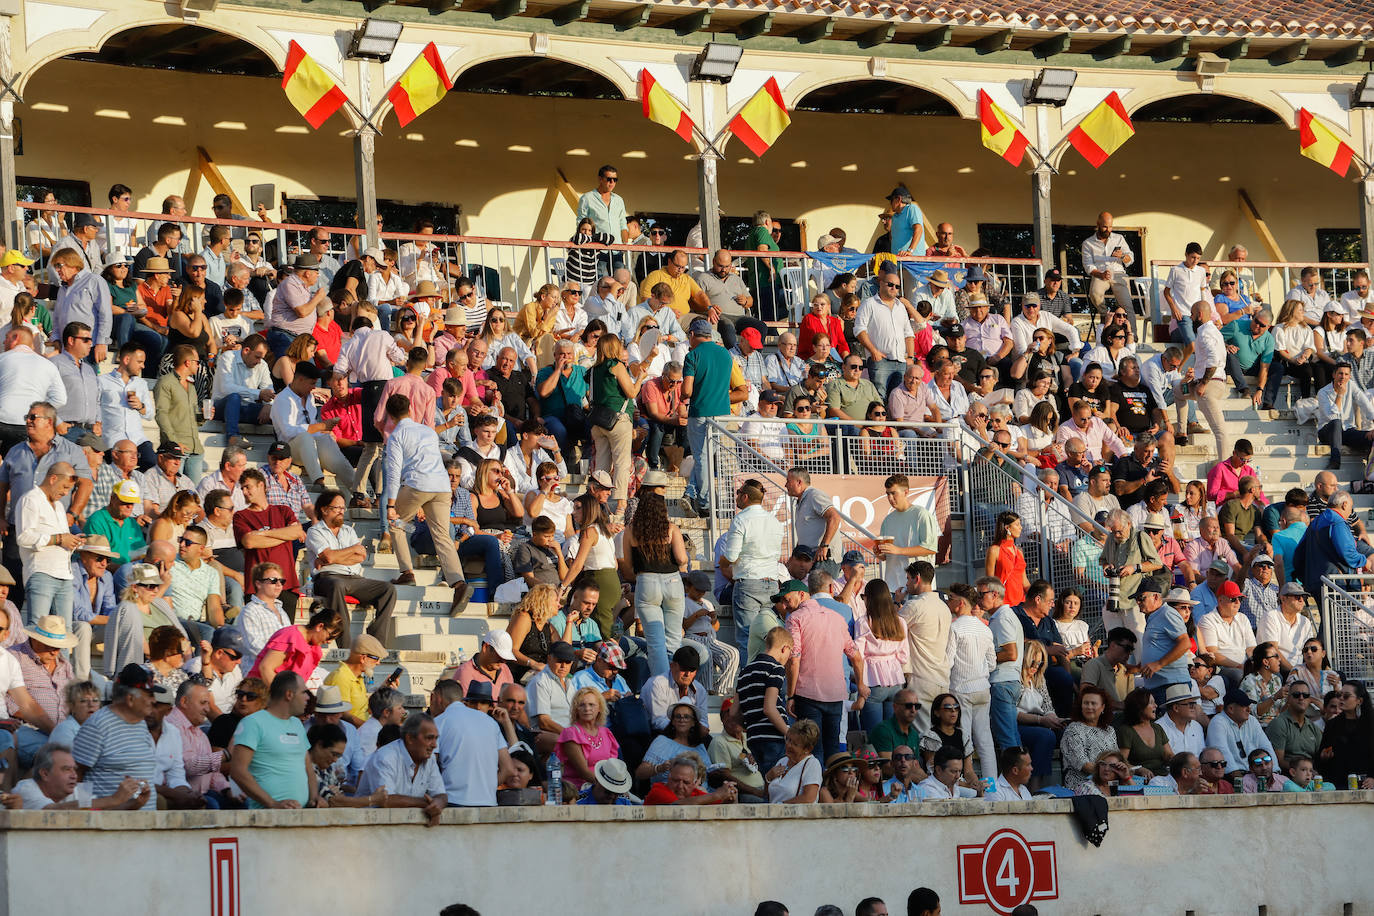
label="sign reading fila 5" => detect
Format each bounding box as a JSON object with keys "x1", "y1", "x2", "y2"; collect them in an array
[{"x1": 957, "y1": 828, "x2": 1057, "y2": 914}]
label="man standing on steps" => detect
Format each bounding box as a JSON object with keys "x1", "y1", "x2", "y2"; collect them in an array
[
  {"x1": 1316, "y1": 361, "x2": 1374, "y2": 471},
  {"x1": 681, "y1": 318, "x2": 746, "y2": 516},
  {"x1": 382, "y1": 394, "x2": 469, "y2": 616},
  {"x1": 722, "y1": 481, "x2": 784, "y2": 658},
  {"x1": 334, "y1": 303, "x2": 407, "y2": 508},
  {"x1": 306, "y1": 489, "x2": 397, "y2": 651},
  {"x1": 1187, "y1": 299, "x2": 1229, "y2": 464}
]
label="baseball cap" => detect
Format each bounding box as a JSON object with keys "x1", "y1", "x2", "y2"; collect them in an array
[
  {"x1": 740, "y1": 327, "x2": 763, "y2": 349},
  {"x1": 1208, "y1": 558, "x2": 1231, "y2": 575},
  {"x1": 77, "y1": 432, "x2": 109, "y2": 451},
  {"x1": 156, "y1": 443, "x2": 186, "y2": 459},
  {"x1": 362, "y1": 246, "x2": 386, "y2": 263},
  {"x1": 688, "y1": 318, "x2": 713, "y2": 337},
  {"x1": 1021, "y1": 292, "x2": 1042, "y2": 308},
  {"x1": 1218, "y1": 581, "x2": 1242, "y2": 599},
  {"x1": 114, "y1": 664, "x2": 155, "y2": 691},
  {"x1": 759, "y1": 389, "x2": 784, "y2": 404},
  {"x1": 481, "y1": 630, "x2": 517, "y2": 662},
  {"x1": 816, "y1": 234, "x2": 840, "y2": 249},
  {"x1": 791, "y1": 544, "x2": 815, "y2": 562},
  {"x1": 550, "y1": 641, "x2": 577, "y2": 663},
  {"x1": 841, "y1": 549, "x2": 865, "y2": 566},
  {"x1": 886, "y1": 187, "x2": 913, "y2": 202},
  {"x1": 1223, "y1": 688, "x2": 1255, "y2": 707},
  {"x1": 268, "y1": 441, "x2": 292, "y2": 460},
  {"x1": 151, "y1": 683, "x2": 175, "y2": 705},
  {"x1": 0, "y1": 249, "x2": 33, "y2": 268},
  {"x1": 771, "y1": 579, "x2": 809, "y2": 601},
  {"x1": 1130, "y1": 581, "x2": 1162, "y2": 600},
  {"x1": 588, "y1": 469, "x2": 613, "y2": 489},
  {"x1": 353, "y1": 633, "x2": 386, "y2": 659},
  {"x1": 72, "y1": 213, "x2": 99, "y2": 230},
  {"x1": 113, "y1": 480, "x2": 141, "y2": 504},
  {"x1": 944, "y1": 323, "x2": 965, "y2": 337},
  {"x1": 685, "y1": 570, "x2": 712, "y2": 592},
  {"x1": 1251, "y1": 554, "x2": 1275, "y2": 567},
  {"x1": 1279, "y1": 582, "x2": 1309, "y2": 597},
  {"x1": 211, "y1": 627, "x2": 247, "y2": 656},
  {"x1": 1044, "y1": 268, "x2": 1062, "y2": 281}
]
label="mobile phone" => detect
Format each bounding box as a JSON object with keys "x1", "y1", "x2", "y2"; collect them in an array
[{"x1": 386, "y1": 666, "x2": 403, "y2": 685}]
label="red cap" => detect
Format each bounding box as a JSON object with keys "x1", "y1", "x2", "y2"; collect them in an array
[
  {"x1": 740, "y1": 327, "x2": 763, "y2": 349},
  {"x1": 1218, "y1": 581, "x2": 1242, "y2": 599}
]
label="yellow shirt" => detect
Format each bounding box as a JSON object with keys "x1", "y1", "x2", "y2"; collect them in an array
[
  {"x1": 640, "y1": 269, "x2": 702, "y2": 317},
  {"x1": 729, "y1": 363, "x2": 747, "y2": 416},
  {"x1": 324, "y1": 663, "x2": 369, "y2": 721},
  {"x1": 514, "y1": 300, "x2": 557, "y2": 343}
]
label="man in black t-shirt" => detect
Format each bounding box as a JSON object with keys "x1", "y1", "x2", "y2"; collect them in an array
[
  {"x1": 946, "y1": 326, "x2": 986, "y2": 390},
  {"x1": 328, "y1": 247, "x2": 380, "y2": 301},
  {"x1": 1111, "y1": 433, "x2": 1158, "y2": 510},
  {"x1": 486, "y1": 347, "x2": 536, "y2": 430},
  {"x1": 1108, "y1": 356, "x2": 1177, "y2": 470}
]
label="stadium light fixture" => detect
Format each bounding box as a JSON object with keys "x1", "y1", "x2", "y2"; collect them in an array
[
  {"x1": 1352, "y1": 72, "x2": 1374, "y2": 109},
  {"x1": 1024, "y1": 68, "x2": 1077, "y2": 106},
  {"x1": 348, "y1": 19, "x2": 404, "y2": 63},
  {"x1": 690, "y1": 42, "x2": 743, "y2": 83}
]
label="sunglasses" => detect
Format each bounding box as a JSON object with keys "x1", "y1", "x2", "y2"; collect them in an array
[
  {"x1": 1201, "y1": 760, "x2": 1224, "y2": 767},
  {"x1": 1303, "y1": 646, "x2": 1322, "y2": 653},
  {"x1": 235, "y1": 690, "x2": 260, "y2": 700},
  {"x1": 1251, "y1": 755, "x2": 1272, "y2": 764},
  {"x1": 257, "y1": 577, "x2": 286, "y2": 585},
  {"x1": 898, "y1": 702, "x2": 920, "y2": 710},
  {"x1": 890, "y1": 753, "x2": 916, "y2": 761},
  {"x1": 221, "y1": 650, "x2": 242, "y2": 661},
  {"x1": 1289, "y1": 692, "x2": 1311, "y2": 699}
]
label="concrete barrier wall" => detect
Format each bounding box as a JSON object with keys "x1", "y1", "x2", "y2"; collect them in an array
[{"x1": 0, "y1": 794, "x2": 1370, "y2": 915}]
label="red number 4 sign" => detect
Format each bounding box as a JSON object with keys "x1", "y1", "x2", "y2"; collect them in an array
[{"x1": 957, "y1": 828, "x2": 1058, "y2": 914}]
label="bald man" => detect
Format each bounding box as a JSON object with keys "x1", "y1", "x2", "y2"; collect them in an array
[
  {"x1": 15, "y1": 460, "x2": 82, "y2": 624},
  {"x1": 1081, "y1": 212, "x2": 1135, "y2": 319}
]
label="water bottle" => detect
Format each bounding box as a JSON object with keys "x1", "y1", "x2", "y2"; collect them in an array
[{"x1": 546, "y1": 755, "x2": 563, "y2": 805}]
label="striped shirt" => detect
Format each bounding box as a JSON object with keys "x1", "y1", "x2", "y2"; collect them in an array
[
  {"x1": 71, "y1": 705, "x2": 157, "y2": 809},
  {"x1": 737, "y1": 654, "x2": 787, "y2": 746},
  {"x1": 262, "y1": 466, "x2": 310, "y2": 525},
  {"x1": 9, "y1": 642, "x2": 71, "y2": 724}
]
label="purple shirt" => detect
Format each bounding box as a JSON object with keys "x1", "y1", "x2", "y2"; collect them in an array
[{"x1": 962, "y1": 314, "x2": 1012, "y2": 359}]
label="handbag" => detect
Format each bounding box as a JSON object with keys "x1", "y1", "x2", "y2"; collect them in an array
[{"x1": 589, "y1": 404, "x2": 621, "y2": 431}]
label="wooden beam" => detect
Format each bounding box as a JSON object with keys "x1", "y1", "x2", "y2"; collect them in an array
[
  {"x1": 122, "y1": 26, "x2": 204, "y2": 64},
  {"x1": 1152, "y1": 36, "x2": 1189, "y2": 61},
  {"x1": 483, "y1": 0, "x2": 525, "y2": 20},
  {"x1": 737, "y1": 12, "x2": 773, "y2": 38},
  {"x1": 972, "y1": 29, "x2": 1013, "y2": 53},
  {"x1": 670, "y1": 8, "x2": 710, "y2": 36},
  {"x1": 1238, "y1": 188, "x2": 1287, "y2": 261},
  {"x1": 857, "y1": 22, "x2": 896, "y2": 49},
  {"x1": 1092, "y1": 34, "x2": 1131, "y2": 60},
  {"x1": 791, "y1": 16, "x2": 836, "y2": 43},
  {"x1": 610, "y1": 4, "x2": 650, "y2": 30},
  {"x1": 1030, "y1": 32, "x2": 1071, "y2": 59},
  {"x1": 915, "y1": 25, "x2": 952, "y2": 51},
  {"x1": 1215, "y1": 37, "x2": 1249, "y2": 59},
  {"x1": 553, "y1": 168, "x2": 580, "y2": 212},
  {"x1": 1267, "y1": 39, "x2": 1309, "y2": 63},
  {"x1": 1326, "y1": 40, "x2": 1368, "y2": 66},
  {"x1": 196, "y1": 148, "x2": 249, "y2": 217},
  {"x1": 546, "y1": 0, "x2": 588, "y2": 25}
]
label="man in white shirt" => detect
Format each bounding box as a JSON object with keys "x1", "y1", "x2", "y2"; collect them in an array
[
  {"x1": 1339, "y1": 269, "x2": 1374, "y2": 323},
  {"x1": 0, "y1": 326, "x2": 66, "y2": 454},
  {"x1": 722, "y1": 480, "x2": 785, "y2": 656},
  {"x1": 1287, "y1": 266, "x2": 1332, "y2": 326},
  {"x1": 1188, "y1": 299, "x2": 1229, "y2": 461},
  {"x1": 642, "y1": 646, "x2": 710, "y2": 731},
  {"x1": 986, "y1": 746, "x2": 1034, "y2": 801},
  {"x1": 269, "y1": 360, "x2": 356, "y2": 495},
  {"x1": 854, "y1": 270, "x2": 915, "y2": 397},
  {"x1": 1316, "y1": 361, "x2": 1374, "y2": 470},
  {"x1": 981, "y1": 577, "x2": 1023, "y2": 752},
  {"x1": 1198, "y1": 582, "x2": 1256, "y2": 690},
  {"x1": 1162, "y1": 242, "x2": 1212, "y2": 346},
  {"x1": 1010, "y1": 292, "x2": 1081, "y2": 354},
  {"x1": 97, "y1": 342, "x2": 156, "y2": 469},
  {"x1": 1141, "y1": 345, "x2": 1198, "y2": 436},
  {"x1": 15, "y1": 462, "x2": 80, "y2": 623},
  {"x1": 212, "y1": 334, "x2": 274, "y2": 448},
  {"x1": 1080, "y1": 212, "x2": 1135, "y2": 318},
  {"x1": 434, "y1": 690, "x2": 512, "y2": 807},
  {"x1": 305, "y1": 488, "x2": 396, "y2": 651},
  {"x1": 357, "y1": 713, "x2": 447, "y2": 825},
  {"x1": 1157, "y1": 682, "x2": 1206, "y2": 756},
  {"x1": 1205, "y1": 689, "x2": 1275, "y2": 775},
  {"x1": 1257, "y1": 582, "x2": 1316, "y2": 671},
  {"x1": 917, "y1": 749, "x2": 980, "y2": 799},
  {"x1": 527, "y1": 641, "x2": 578, "y2": 735}
]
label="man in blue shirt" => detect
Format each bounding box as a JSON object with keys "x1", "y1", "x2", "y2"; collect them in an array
[
  {"x1": 886, "y1": 187, "x2": 924, "y2": 258},
  {"x1": 383, "y1": 394, "x2": 469, "y2": 614},
  {"x1": 1136, "y1": 581, "x2": 1191, "y2": 704}
]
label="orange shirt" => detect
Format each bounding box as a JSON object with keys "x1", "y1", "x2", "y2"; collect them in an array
[{"x1": 137, "y1": 281, "x2": 173, "y2": 331}]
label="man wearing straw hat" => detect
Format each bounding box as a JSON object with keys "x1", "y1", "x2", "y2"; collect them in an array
[
  {"x1": 10, "y1": 613, "x2": 81, "y2": 763},
  {"x1": 70, "y1": 534, "x2": 118, "y2": 679}
]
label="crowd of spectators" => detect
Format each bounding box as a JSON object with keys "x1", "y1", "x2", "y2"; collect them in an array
[{"x1": 0, "y1": 178, "x2": 1366, "y2": 815}]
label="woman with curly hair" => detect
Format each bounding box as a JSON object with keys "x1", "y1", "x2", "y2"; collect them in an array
[
  {"x1": 560, "y1": 493, "x2": 621, "y2": 640},
  {"x1": 504, "y1": 583, "x2": 564, "y2": 682},
  {"x1": 619, "y1": 490, "x2": 688, "y2": 679},
  {"x1": 272, "y1": 333, "x2": 319, "y2": 392},
  {"x1": 148, "y1": 490, "x2": 201, "y2": 545}
]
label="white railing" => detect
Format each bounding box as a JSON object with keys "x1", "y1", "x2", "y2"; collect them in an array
[
  {"x1": 1146, "y1": 259, "x2": 1371, "y2": 330},
  {"x1": 1319, "y1": 573, "x2": 1374, "y2": 684}
]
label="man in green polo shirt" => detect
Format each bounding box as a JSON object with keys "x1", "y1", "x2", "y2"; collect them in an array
[
  {"x1": 868, "y1": 688, "x2": 925, "y2": 763},
  {"x1": 82, "y1": 479, "x2": 147, "y2": 567},
  {"x1": 682, "y1": 317, "x2": 746, "y2": 514}
]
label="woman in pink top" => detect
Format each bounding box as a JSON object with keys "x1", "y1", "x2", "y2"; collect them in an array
[
  {"x1": 856, "y1": 579, "x2": 910, "y2": 732},
  {"x1": 556, "y1": 686, "x2": 621, "y2": 789},
  {"x1": 249, "y1": 606, "x2": 344, "y2": 684}
]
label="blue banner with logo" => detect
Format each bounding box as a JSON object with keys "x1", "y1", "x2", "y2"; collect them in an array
[{"x1": 806, "y1": 250, "x2": 966, "y2": 289}]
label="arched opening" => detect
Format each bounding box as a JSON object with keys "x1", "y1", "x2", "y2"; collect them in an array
[
  {"x1": 452, "y1": 57, "x2": 625, "y2": 100},
  {"x1": 1132, "y1": 94, "x2": 1283, "y2": 124},
  {"x1": 795, "y1": 79, "x2": 959, "y2": 116},
  {"x1": 66, "y1": 24, "x2": 278, "y2": 78}
]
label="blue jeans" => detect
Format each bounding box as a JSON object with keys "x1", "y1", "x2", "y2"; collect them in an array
[
  {"x1": 184, "y1": 453, "x2": 206, "y2": 483},
  {"x1": 618, "y1": 635, "x2": 651, "y2": 694},
  {"x1": 644, "y1": 417, "x2": 685, "y2": 470},
  {"x1": 225, "y1": 575, "x2": 244, "y2": 612},
  {"x1": 750, "y1": 737, "x2": 785, "y2": 774},
  {"x1": 129, "y1": 325, "x2": 166, "y2": 377},
  {"x1": 112, "y1": 312, "x2": 135, "y2": 350},
  {"x1": 793, "y1": 695, "x2": 843, "y2": 763},
  {"x1": 24, "y1": 572, "x2": 72, "y2": 627},
  {"x1": 217, "y1": 394, "x2": 261, "y2": 438},
  {"x1": 375, "y1": 301, "x2": 395, "y2": 332},
  {"x1": 990, "y1": 680, "x2": 1023, "y2": 751},
  {"x1": 731, "y1": 577, "x2": 776, "y2": 658},
  {"x1": 635, "y1": 571, "x2": 685, "y2": 679},
  {"x1": 869, "y1": 358, "x2": 906, "y2": 399},
  {"x1": 859, "y1": 683, "x2": 904, "y2": 732},
  {"x1": 684, "y1": 416, "x2": 711, "y2": 503},
  {"x1": 1017, "y1": 723, "x2": 1058, "y2": 780},
  {"x1": 14, "y1": 725, "x2": 46, "y2": 767}
]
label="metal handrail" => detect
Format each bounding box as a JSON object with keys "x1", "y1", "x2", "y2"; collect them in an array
[{"x1": 1318, "y1": 574, "x2": 1374, "y2": 683}]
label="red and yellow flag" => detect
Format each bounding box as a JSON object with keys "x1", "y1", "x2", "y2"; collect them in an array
[
  {"x1": 977, "y1": 89, "x2": 1029, "y2": 167},
  {"x1": 386, "y1": 43, "x2": 453, "y2": 128},
  {"x1": 1067, "y1": 91, "x2": 1135, "y2": 168},
  {"x1": 1298, "y1": 108, "x2": 1356, "y2": 177},
  {"x1": 728, "y1": 78, "x2": 791, "y2": 157},
  {"x1": 281, "y1": 40, "x2": 348, "y2": 129},
  {"x1": 639, "y1": 70, "x2": 694, "y2": 144}
]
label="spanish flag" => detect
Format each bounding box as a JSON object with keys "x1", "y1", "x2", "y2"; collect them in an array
[
  {"x1": 639, "y1": 70, "x2": 694, "y2": 144},
  {"x1": 386, "y1": 43, "x2": 453, "y2": 128},
  {"x1": 281, "y1": 40, "x2": 348, "y2": 130},
  {"x1": 1066, "y1": 91, "x2": 1135, "y2": 168},
  {"x1": 1298, "y1": 108, "x2": 1356, "y2": 177},
  {"x1": 728, "y1": 78, "x2": 792, "y2": 157},
  {"x1": 977, "y1": 89, "x2": 1029, "y2": 167}
]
